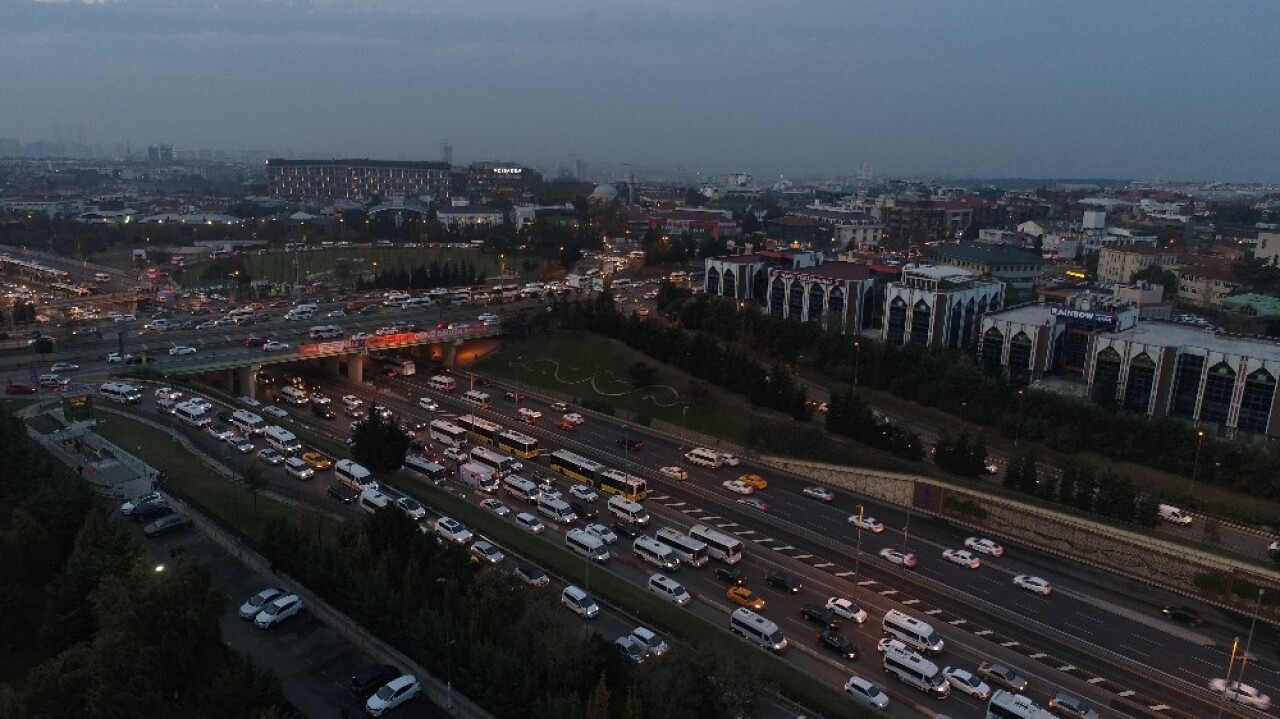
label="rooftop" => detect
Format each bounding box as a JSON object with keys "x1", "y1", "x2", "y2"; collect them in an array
[
  {"x1": 905, "y1": 264, "x2": 976, "y2": 281},
  {"x1": 1100, "y1": 244, "x2": 1176, "y2": 256},
  {"x1": 986, "y1": 303, "x2": 1057, "y2": 325},
  {"x1": 1222, "y1": 293, "x2": 1280, "y2": 317},
  {"x1": 927, "y1": 242, "x2": 1046, "y2": 266},
  {"x1": 773, "y1": 261, "x2": 870, "y2": 281},
  {"x1": 1105, "y1": 321, "x2": 1280, "y2": 363}
]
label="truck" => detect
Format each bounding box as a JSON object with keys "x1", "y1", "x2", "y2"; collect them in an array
[{"x1": 458, "y1": 461, "x2": 498, "y2": 493}]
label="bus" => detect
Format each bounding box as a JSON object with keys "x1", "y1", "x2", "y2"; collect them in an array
[
  {"x1": 230, "y1": 409, "x2": 266, "y2": 436},
  {"x1": 174, "y1": 401, "x2": 212, "y2": 428},
  {"x1": 456, "y1": 414, "x2": 502, "y2": 445},
  {"x1": 496, "y1": 428, "x2": 540, "y2": 459},
  {"x1": 655, "y1": 527, "x2": 709, "y2": 568},
  {"x1": 390, "y1": 357, "x2": 416, "y2": 376},
  {"x1": 987, "y1": 691, "x2": 1054, "y2": 719},
  {"x1": 428, "y1": 419, "x2": 468, "y2": 447},
  {"x1": 469, "y1": 445, "x2": 520, "y2": 477},
  {"x1": 547, "y1": 449, "x2": 649, "y2": 501},
  {"x1": 687, "y1": 524, "x2": 744, "y2": 564}
]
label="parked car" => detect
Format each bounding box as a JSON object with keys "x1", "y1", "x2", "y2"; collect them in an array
[
  {"x1": 349, "y1": 663, "x2": 400, "y2": 700},
  {"x1": 132, "y1": 498, "x2": 172, "y2": 523},
  {"x1": 143, "y1": 513, "x2": 192, "y2": 538},
  {"x1": 254, "y1": 593, "x2": 305, "y2": 629},
  {"x1": 365, "y1": 674, "x2": 421, "y2": 717},
  {"x1": 121, "y1": 491, "x2": 162, "y2": 516},
  {"x1": 615, "y1": 635, "x2": 649, "y2": 664}
]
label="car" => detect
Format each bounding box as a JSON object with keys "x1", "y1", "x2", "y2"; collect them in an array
[
  {"x1": 844, "y1": 675, "x2": 890, "y2": 710},
  {"x1": 942, "y1": 548, "x2": 981, "y2": 569},
  {"x1": 263, "y1": 405, "x2": 289, "y2": 419},
  {"x1": 720, "y1": 452, "x2": 740, "y2": 466},
  {"x1": 965, "y1": 536, "x2": 1004, "y2": 557},
  {"x1": 309, "y1": 393, "x2": 330, "y2": 405},
  {"x1": 515, "y1": 563, "x2": 549, "y2": 587},
  {"x1": 569, "y1": 485, "x2": 598, "y2": 502},
  {"x1": 629, "y1": 626, "x2": 670, "y2": 657},
  {"x1": 1161, "y1": 606, "x2": 1203, "y2": 626},
  {"x1": 311, "y1": 403, "x2": 335, "y2": 420},
  {"x1": 563, "y1": 412, "x2": 585, "y2": 425},
  {"x1": 615, "y1": 635, "x2": 649, "y2": 664},
  {"x1": 614, "y1": 439, "x2": 645, "y2": 456},
  {"x1": 659, "y1": 466, "x2": 689, "y2": 481},
  {"x1": 517, "y1": 407, "x2": 542, "y2": 423},
  {"x1": 195, "y1": 320, "x2": 218, "y2": 330},
  {"x1": 365, "y1": 674, "x2": 421, "y2": 717},
  {"x1": 342, "y1": 394, "x2": 362, "y2": 408},
  {"x1": 612, "y1": 520, "x2": 642, "y2": 539},
  {"x1": 879, "y1": 548, "x2": 918, "y2": 568},
  {"x1": 396, "y1": 496, "x2": 427, "y2": 521},
  {"x1": 570, "y1": 501, "x2": 598, "y2": 522},
  {"x1": 301, "y1": 451, "x2": 333, "y2": 471},
  {"x1": 349, "y1": 663, "x2": 400, "y2": 700},
  {"x1": 550, "y1": 401, "x2": 569, "y2": 412},
  {"x1": 554, "y1": 418, "x2": 577, "y2": 431},
  {"x1": 817, "y1": 630, "x2": 859, "y2": 660},
  {"x1": 470, "y1": 540, "x2": 505, "y2": 565},
  {"x1": 480, "y1": 498, "x2": 511, "y2": 516},
  {"x1": 228, "y1": 436, "x2": 254, "y2": 454},
  {"x1": 800, "y1": 603, "x2": 841, "y2": 630},
  {"x1": 50, "y1": 362, "x2": 79, "y2": 373},
  {"x1": 503, "y1": 391, "x2": 524, "y2": 402},
  {"x1": 374, "y1": 326, "x2": 397, "y2": 336},
  {"x1": 561, "y1": 585, "x2": 599, "y2": 619},
  {"x1": 284, "y1": 457, "x2": 315, "y2": 480},
  {"x1": 942, "y1": 666, "x2": 992, "y2": 700},
  {"x1": 825, "y1": 597, "x2": 868, "y2": 623},
  {"x1": 737, "y1": 497, "x2": 769, "y2": 512},
  {"x1": 1013, "y1": 574, "x2": 1052, "y2": 595},
  {"x1": 802, "y1": 486, "x2": 835, "y2": 502},
  {"x1": 715, "y1": 566, "x2": 745, "y2": 585},
  {"x1": 132, "y1": 497, "x2": 173, "y2": 523},
  {"x1": 434, "y1": 516, "x2": 473, "y2": 544},
  {"x1": 121, "y1": 491, "x2": 162, "y2": 516},
  {"x1": 1209, "y1": 680, "x2": 1271, "y2": 710},
  {"x1": 238, "y1": 587, "x2": 288, "y2": 620},
  {"x1": 263, "y1": 340, "x2": 289, "y2": 351},
  {"x1": 738, "y1": 473, "x2": 768, "y2": 490},
  {"x1": 536, "y1": 478, "x2": 560, "y2": 499},
  {"x1": 849, "y1": 515, "x2": 884, "y2": 533},
  {"x1": 443, "y1": 447, "x2": 467, "y2": 463},
  {"x1": 726, "y1": 586, "x2": 766, "y2": 610},
  {"x1": 977, "y1": 662, "x2": 1028, "y2": 692},
  {"x1": 254, "y1": 593, "x2": 304, "y2": 629},
  {"x1": 168, "y1": 345, "x2": 197, "y2": 356},
  {"x1": 4, "y1": 381, "x2": 37, "y2": 395},
  {"x1": 417, "y1": 397, "x2": 439, "y2": 412},
  {"x1": 125, "y1": 355, "x2": 156, "y2": 365},
  {"x1": 327, "y1": 484, "x2": 357, "y2": 503},
  {"x1": 143, "y1": 513, "x2": 192, "y2": 538},
  {"x1": 1048, "y1": 692, "x2": 1101, "y2": 718},
  {"x1": 106, "y1": 352, "x2": 131, "y2": 363},
  {"x1": 187, "y1": 397, "x2": 213, "y2": 412},
  {"x1": 585, "y1": 523, "x2": 618, "y2": 544},
  {"x1": 477, "y1": 312, "x2": 499, "y2": 322},
  {"x1": 344, "y1": 405, "x2": 363, "y2": 418},
  {"x1": 349, "y1": 332, "x2": 371, "y2": 341},
  {"x1": 257, "y1": 447, "x2": 285, "y2": 465},
  {"x1": 721, "y1": 479, "x2": 754, "y2": 495},
  {"x1": 765, "y1": 570, "x2": 802, "y2": 594},
  {"x1": 244, "y1": 336, "x2": 268, "y2": 347}
]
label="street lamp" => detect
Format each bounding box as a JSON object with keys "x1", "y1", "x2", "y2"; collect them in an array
[
  {"x1": 434, "y1": 577, "x2": 453, "y2": 709},
  {"x1": 1191, "y1": 429, "x2": 1206, "y2": 494},
  {"x1": 854, "y1": 340, "x2": 861, "y2": 387},
  {"x1": 853, "y1": 504, "x2": 865, "y2": 585},
  {"x1": 1237, "y1": 589, "x2": 1265, "y2": 688},
  {"x1": 1215, "y1": 636, "x2": 1241, "y2": 719},
  {"x1": 1015, "y1": 389, "x2": 1025, "y2": 447}
]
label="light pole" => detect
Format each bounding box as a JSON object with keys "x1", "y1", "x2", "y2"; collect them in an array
[
  {"x1": 1215, "y1": 636, "x2": 1241, "y2": 719},
  {"x1": 853, "y1": 504, "x2": 865, "y2": 585},
  {"x1": 1237, "y1": 589, "x2": 1265, "y2": 687},
  {"x1": 1015, "y1": 389, "x2": 1025, "y2": 447},
  {"x1": 434, "y1": 577, "x2": 453, "y2": 710},
  {"x1": 1191, "y1": 429, "x2": 1205, "y2": 495},
  {"x1": 853, "y1": 340, "x2": 861, "y2": 387}
]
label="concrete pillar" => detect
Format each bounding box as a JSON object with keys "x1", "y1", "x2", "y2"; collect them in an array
[
  {"x1": 237, "y1": 365, "x2": 259, "y2": 401},
  {"x1": 347, "y1": 353, "x2": 364, "y2": 382},
  {"x1": 442, "y1": 341, "x2": 459, "y2": 368},
  {"x1": 224, "y1": 369, "x2": 236, "y2": 392},
  {"x1": 324, "y1": 355, "x2": 340, "y2": 374}
]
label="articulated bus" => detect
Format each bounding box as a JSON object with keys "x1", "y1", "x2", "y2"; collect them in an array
[
  {"x1": 428, "y1": 419, "x2": 468, "y2": 447},
  {"x1": 456, "y1": 414, "x2": 502, "y2": 445},
  {"x1": 496, "y1": 428, "x2": 540, "y2": 459},
  {"x1": 547, "y1": 449, "x2": 649, "y2": 501}
]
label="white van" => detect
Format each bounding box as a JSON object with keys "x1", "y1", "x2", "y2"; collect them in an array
[
  {"x1": 1158, "y1": 503, "x2": 1193, "y2": 526},
  {"x1": 881, "y1": 640, "x2": 949, "y2": 698},
  {"x1": 99, "y1": 382, "x2": 143, "y2": 404},
  {"x1": 428, "y1": 375, "x2": 457, "y2": 392},
  {"x1": 462, "y1": 390, "x2": 491, "y2": 409},
  {"x1": 730, "y1": 607, "x2": 787, "y2": 653},
  {"x1": 263, "y1": 425, "x2": 301, "y2": 455},
  {"x1": 566, "y1": 528, "x2": 610, "y2": 564},
  {"x1": 174, "y1": 401, "x2": 212, "y2": 428},
  {"x1": 230, "y1": 409, "x2": 266, "y2": 436},
  {"x1": 279, "y1": 386, "x2": 309, "y2": 405},
  {"x1": 502, "y1": 475, "x2": 540, "y2": 502},
  {"x1": 634, "y1": 536, "x2": 680, "y2": 571},
  {"x1": 647, "y1": 573, "x2": 691, "y2": 606},
  {"x1": 358, "y1": 488, "x2": 392, "y2": 514},
  {"x1": 683, "y1": 447, "x2": 723, "y2": 469},
  {"x1": 537, "y1": 495, "x2": 577, "y2": 524},
  {"x1": 882, "y1": 609, "x2": 945, "y2": 654},
  {"x1": 607, "y1": 495, "x2": 650, "y2": 526},
  {"x1": 335, "y1": 459, "x2": 376, "y2": 492}
]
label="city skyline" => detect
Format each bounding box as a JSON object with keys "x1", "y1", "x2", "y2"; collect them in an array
[{"x1": 3, "y1": 0, "x2": 1279, "y2": 182}]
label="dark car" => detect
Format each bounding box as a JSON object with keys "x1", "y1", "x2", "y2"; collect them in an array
[
  {"x1": 817, "y1": 630, "x2": 859, "y2": 661},
  {"x1": 349, "y1": 662, "x2": 400, "y2": 699},
  {"x1": 977, "y1": 662, "x2": 1028, "y2": 692},
  {"x1": 765, "y1": 570, "x2": 802, "y2": 594},
  {"x1": 715, "y1": 566, "x2": 745, "y2": 586},
  {"x1": 216, "y1": 410, "x2": 233, "y2": 423},
  {"x1": 800, "y1": 604, "x2": 840, "y2": 630},
  {"x1": 244, "y1": 336, "x2": 267, "y2": 347},
  {"x1": 312, "y1": 404, "x2": 335, "y2": 420},
  {"x1": 1161, "y1": 606, "x2": 1203, "y2": 626},
  {"x1": 327, "y1": 484, "x2": 357, "y2": 504},
  {"x1": 132, "y1": 498, "x2": 173, "y2": 523},
  {"x1": 570, "y1": 501, "x2": 598, "y2": 522},
  {"x1": 143, "y1": 513, "x2": 192, "y2": 538},
  {"x1": 615, "y1": 438, "x2": 644, "y2": 452},
  {"x1": 503, "y1": 391, "x2": 523, "y2": 402},
  {"x1": 611, "y1": 520, "x2": 642, "y2": 539},
  {"x1": 1048, "y1": 693, "x2": 1100, "y2": 719},
  {"x1": 125, "y1": 355, "x2": 156, "y2": 365}
]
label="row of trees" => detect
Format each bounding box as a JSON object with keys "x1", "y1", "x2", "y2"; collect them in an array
[
  {"x1": 823, "y1": 389, "x2": 924, "y2": 460},
  {"x1": 355, "y1": 260, "x2": 487, "y2": 291},
  {"x1": 1001, "y1": 457, "x2": 1161, "y2": 527},
  {"x1": 0, "y1": 410, "x2": 291, "y2": 717}
]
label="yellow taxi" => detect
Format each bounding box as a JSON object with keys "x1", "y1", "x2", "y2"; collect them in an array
[
  {"x1": 726, "y1": 585, "x2": 765, "y2": 610},
  {"x1": 301, "y1": 451, "x2": 333, "y2": 471},
  {"x1": 739, "y1": 473, "x2": 769, "y2": 490}
]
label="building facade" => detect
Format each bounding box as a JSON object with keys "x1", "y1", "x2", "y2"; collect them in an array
[
  {"x1": 465, "y1": 162, "x2": 541, "y2": 201},
  {"x1": 1176, "y1": 261, "x2": 1242, "y2": 308},
  {"x1": 880, "y1": 265, "x2": 1005, "y2": 349},
  {"x1": 1096, "y1": 246, "x2": 1178, "y2": 286},
  {"x1": 926, "y1": 243, "x2": 1045, "y2": 291},
  {"x1": 765, "y1": 263, "x2": 875, "y2": 333},
  {"x1": 265, "y1": 159, "x2": 451, "y2": 201}
]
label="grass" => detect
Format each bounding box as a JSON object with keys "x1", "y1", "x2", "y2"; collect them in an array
[
  {"x1": 241, "y1": 246, "x2": 499, "y2": 284},
  {"x1": 476, "y1": 332, "x2": 757, "y2": 444},
  {"x1": 25, "y1": 412, "x2": 64, "y2": 435}
]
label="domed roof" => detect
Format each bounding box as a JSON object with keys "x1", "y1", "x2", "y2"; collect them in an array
[{"x1": 590, "y1": 183, "x2": 619, "y2": 199}]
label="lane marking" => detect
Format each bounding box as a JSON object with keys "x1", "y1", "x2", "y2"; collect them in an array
[
  {"x1": 836, "y1": 571, "x2": 854, "y2": 577},
  {"x1": 775, "y1": 545, "x2": 795, "y2": 551},
  {"x1": 974, "y1": 629, "x2": 992, "y2": 636},
  {"x1": 813, "y1": 562, "x2": 834, "y2": 568},
  {"x1": 949, "y1": 619, "x2": 967, "y2": 626},
  {"x1": 666, "y1": 501, "x2": 686, "y2": 508},
  {"x1": 1000, "y1": 641, "x2": 1019, "y2": 648},
  {"x1": 857, "y1": 580, "x2": 877, "y2": 587},
  {"x1": 1149, "y1": 705, "x2": 1170, "y2": 711},
  {"x1": 1118, "y1": 690, "x2": 1135, "y2": 697},
  {"x1": 737, "y1": 530, "x2": 760, "y2": 537},
  {"x1": 792, "y1": 553, "x2": 813, "y2": 559},
  {"x1": 899, "y1": 598, "x2": 919, "y2": 605},
  {"x1": 1087, "y1": 677, "x2": 1105, "y2": 684},
  {"x1": 879, "y1": 589, "x2": 898, "y2": 596},
  {"x1": 755, "y1": 537, "x2": 778, "y2": 544},
  {"x1": 1028, "y1": 652, "x2": 1046, "y2": 659},
  {"x1": 1058, "y1": 664, "x2": 1075, "y2": 671},
  {"x1": 924, "y1": 609, "x2": 943, "y2": 615},
  {"x1": 682, "y1": 508, "x2": 705, "y2": 514}
]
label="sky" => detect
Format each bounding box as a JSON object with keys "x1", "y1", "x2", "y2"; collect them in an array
[{"x1": 3, "y1": 0, "x2": 1279, "y2": 182}]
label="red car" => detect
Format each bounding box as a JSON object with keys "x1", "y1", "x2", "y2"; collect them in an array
[
  {"x1": 5, "y1": 381, "x2": 36, "y2": 395},
  {"x1": 554, "y1": 418, "x2": 576, "y2": 431},
  {"x1": 244, "y1": 336, "x2": 267, "y2": 347}
]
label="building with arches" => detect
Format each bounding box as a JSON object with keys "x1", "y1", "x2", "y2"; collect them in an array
[
  {"x1": 978, "y1": 293, "x2": 1139, "y2": 385},
  {"x1": 704, "y1": 250, "x2": 822, "y2": 304},
  {"x1": 764, "y1": 262, "x2": 877, "y2": 333},
  {"x1": 880, "y1": 266, "x2": 1005, "y2": 349}
]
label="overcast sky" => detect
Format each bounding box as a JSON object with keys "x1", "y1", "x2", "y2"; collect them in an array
[{"x1": 4, "y1": 0, "x2": 1278, "y2": 182}]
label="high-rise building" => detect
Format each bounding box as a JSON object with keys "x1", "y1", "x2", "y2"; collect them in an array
[
  {"x1": 265, "y1": 158, "x2": 452, "y2": 200},
  {"x1": 440, "y1": 141, "x2": 453, "y2": 166},
  {"x1": 148, "y1": 144, "x2": 174, "y2": 163}
]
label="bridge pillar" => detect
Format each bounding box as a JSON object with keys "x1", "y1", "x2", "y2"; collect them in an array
[
  {"x1": 442, "y1": 341, "x2": 459, "y2": 368},
  {"x1": 324, "y1": 355, "x2": 340, "y2": 374},
  {"x1": 347, "y1": 353, "x2": 365, "y2": 382},
  {"x1": 237, "y1": 365, "x2": 259, "y2": 401}
]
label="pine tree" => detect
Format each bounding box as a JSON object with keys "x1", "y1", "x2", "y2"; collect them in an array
[{"x1": 584, "y1": 673, "x2": 611, "y2": 719}]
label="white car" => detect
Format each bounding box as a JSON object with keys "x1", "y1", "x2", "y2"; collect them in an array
[
  {"x1": 1013, "y1": 575, "x2": 1052, "y2": 596},
  {"x1": 121, "y1": 491, "x2": 162, "y2": 516},
  {"x1": 106, "y1": 352, "x2": 131, "y2": 363},
  {"x1": 239, "y1": 395, "x2": 261, "y2": 407},
  {"x1": 342, "y1": 394, "x2": 362, "y2": 408},
  {"x1": 517, "y1": 407, "x2": 542, "y2": 422},
  {"x1": 879, "y1": 548, "x2": 918, "y2": 568},
  {"x1": 50, "y1": 362, "x2": 79, "y2": 373},
  {"x1": 563, "y1": 412, "x2": 585, "y2": 425},
  {"x1": 942, "y1": 548, "x2": 981, "y2": 569},
  {"x1": 443, "y1": 447, "x2": 467, "y2": 463},
  {"x1": 719, "y1": 452, "x2": 740, "y2": 466},
  {"x1": 561, "y1": 585, "x2": 599, "y2": 619},
  {"x1": 585, "y1": 523, "x2": 618, "y2": 544},
  {"x1": 208, "y1": 424, "x2": 235, "y2": 441},
  {"x1": 659, "y1": 466, "x2": 689, "y2": 481},
  {"x1": 327, "y1": 309, "x2": 345, "y2": 317},
  {"x1": 284, "y1": 457, "x2": 315, "y2": 480},
  {"x1": 434, "y1": 516, "x2": 473, "y2": 544},
  {"x1": 396, "y1": 496, "x2": 427, "y2": 521},
  {"x1": 417, "y1": 397, "x2": 439, "y2": 412},
  {"x1": 480, "y1": 498, "x2": 511, "y2": 516},
  {"x1": 942, "y1": 666, "x2": 992, "y2": 700},
  {"x1": 365, "y1": 675, "x2": 421, "y2": 717},
  {"x1": 849, "y1": 515, "x2": 884, "y2": 533},
  {"x1": 569, "y1": 485, "x2": 598, "y2": 502},
  {"x1": 187, "y1": 397, "x2": 213, "y2": 411},
  {"x1": 630, "y1": 626, "x2": 669, "y2": 656},
  {"x1": 257, "y1": 448, "x2": 285, "y2": 465},
  {"x1": 152, "y1": 386, "x2": 181, "y2": 400},
  {"x1": 477, "y1": 313, "x2": 499, "y2": 322},
  {"x1": 802, "y1": 486, "x2": 835, "y2": 502},
  {"x1": 263, "y1": 340, "x2": 289, "y2": 351},
  {"x1": 516, "y1": 512, "x2": 545, "y2": 534},
  {"x1": 844, "y1": 675, "x2": 890, "y2": 710},
  {"x1": 721, "y1": 479, "x2": 754, "y2": 495},
  {"x1": 470, "y1": 540, "x2": 505, "y2": 565},
  {"x1": 965, "y1": 536, "x2": 1004, "y2": 557},
  {"x1": 263, "y1": 405, "x2": 289, "y2": 419},
  {"x1": 1210, "y1": 679, "x2": 1272, "y2": 710},
  {"x1": 350, "y1": 332, "x2": 371, "y2": 341},
  {"x1": 825, "y1": 597, "x2": 868, "y2": 623},
  {"x1": 168, "y1": 345, "x2": 197, "y2": 356},
  {"x1": 228, "y1": 436, "x2": 255, "y2": 454},
  {"x1": 238, "y1": 587, "x2": 287, "y2": 619},
  {"x1": 254, "y1": 593, "x2": 304, "y2": 629}
]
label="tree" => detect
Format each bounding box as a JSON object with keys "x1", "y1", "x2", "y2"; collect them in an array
[
  {"x1": 1130, "y1": 264, "x2": 1178, "y2": 296},
  {"x1": 240, "y1": 461, "x2": 268, "y2": 508},
  {"x1": 583, "y1": 673, "x2": 611, "y2": 719},
  {"x1": 350, "y1": 410, "x2": 410, "y2": 473},
  {"x1": 1018, "y1": 454, "x2": 1039, "y2": 494}
]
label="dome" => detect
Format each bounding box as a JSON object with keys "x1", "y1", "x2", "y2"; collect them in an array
[{"x1": 590, "y1": 183, "x2": 619, "y2": 199}]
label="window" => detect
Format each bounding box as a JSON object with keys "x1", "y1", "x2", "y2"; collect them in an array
[
  {"x1": 1200, "y1": 362, "x2": 1236, "y2": 424},
  {"x1": 1238, "y1": 368, "x2": 1276, "y2": 434},
  {"x1": 1091, "y1": 348, "x2": 1122, "y2": 407},
  {"x1": 1123, "y1": 354, "x2": 1156, "y2": 413}
]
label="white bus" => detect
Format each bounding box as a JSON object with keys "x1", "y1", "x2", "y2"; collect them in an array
[
  {"x1": 687, "y1": 524, "x2": 744, "y2": 564},
  {"x1": 175, "y1": 401, "x2": 212, "y2": 428},
  {"x1": 462, "y1": 390, "x2": 491, "y2": 409},
  {"x1": 229, "y1": 409, "x2": 266, "y2": 436},
  {"x1": 336, "y1": 459, "x2": 376, "y2": 492},
  {"x1": 263, "y1": 425, "x2": 301, "y2": 455},
  {"x1": 729, "y1": 607, "x2": 787, "y2": 653},
  {"x1": 428, "y1": 375, "x2": 457, "y2": 392},
  {"x1": 987, "y1": 691, "x2": 1055, "y2": 719},
  {"x1": 403, "y1": 297, "x2": 433, "y2": 310},
  {"x1": 883, "y1": 609, "x2": 945, "y2": 654},
  {"x1": 99, "y1": 382, "x2": 142, "y2": 404},
  {"x1": 428, "y1": 419, "x2": 468, "y2": 447},
  {"x1": 469, "y1": 445, "x2": 520, "y2": 477},
  {"x1": 655, "y1": 527, "x2": 709, "y2": 568},
  {"x1": 308, "y1": 325, "x2": 343, "y2": 340}
]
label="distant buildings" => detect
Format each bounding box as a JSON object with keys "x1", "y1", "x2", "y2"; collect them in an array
[
  {"x1": 925, "y1": 243, "x2": 1045, "y2": 292},
  {"x1": 265, "y1": 158, "x2": 451, "y2": 201},
  {"x1": 1096, "y1": 245, "x2": 1178, "y2": 285}
]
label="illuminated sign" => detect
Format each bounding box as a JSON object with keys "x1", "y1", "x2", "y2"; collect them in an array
[
  {"x1": 297, "y1": 326, "x2": 490, "y2": 357},
  {"x1": 1051, "y1": 306, "x2": 1116, "y2": 324},
  {"x1": 493, "y1": 168, "x2": 522, "y2": 175}
]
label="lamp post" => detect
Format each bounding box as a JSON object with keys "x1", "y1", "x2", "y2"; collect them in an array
[
  {"x1": 1237, "y1": 589, "x2": 1265, "y2": 688},
  {"x1": 434, "y1": 577, "x2": 453, "y2": 710},
  {"x1": 853, "y1": 340, "x2": 861, "y2": 387},
  {"x1": 853, "y1": 504, "x2": 865, "y2": 585},
  {"x1": 1215, "y1": 636, "x2": 1241, "y2": 719},
  {"x1": 1191, "y1": 429, "x2": 1205, "y2": 495},
  {"x1": 1015, "y1": 389, "x2": 1025, "y2": 447}
]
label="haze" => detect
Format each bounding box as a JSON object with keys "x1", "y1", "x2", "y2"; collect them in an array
[{"x1": 4, "y1": 0, "x2": 1278, "y2": 181}]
